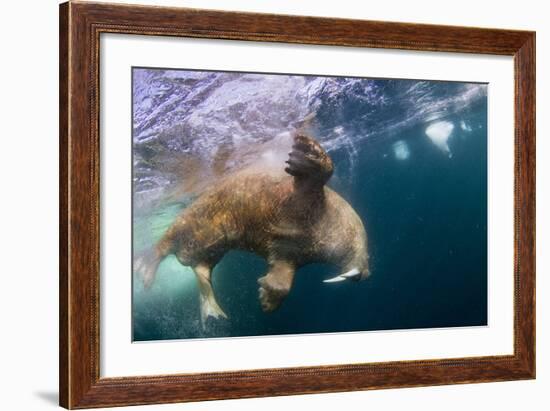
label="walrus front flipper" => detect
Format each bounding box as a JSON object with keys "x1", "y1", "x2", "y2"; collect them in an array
[
  {"x1": 193, "y1": 263, "x2": 228, "y2": 328},
  {"x1": 285, "y1": 134, "x2": 333, "y2": 191},
  {"x1": 257, "y1": 261, "x2": 295, "y2": 312}
]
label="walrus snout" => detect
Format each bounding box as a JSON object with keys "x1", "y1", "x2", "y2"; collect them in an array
[{"x1": 359, "y1": 268, "x2": 372, "y2": 281}]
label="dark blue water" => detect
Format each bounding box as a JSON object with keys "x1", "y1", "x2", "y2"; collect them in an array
[{"x1": 132, "y1": 69, "x2": 487, "y2": 341}]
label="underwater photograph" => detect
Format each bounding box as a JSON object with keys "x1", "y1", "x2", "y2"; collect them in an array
[{"x1": 131, "y1": 67, "x2": 488, "y2": 342}]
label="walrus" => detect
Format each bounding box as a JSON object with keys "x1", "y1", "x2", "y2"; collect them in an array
[{"x1": 135, "y1": 133, "x2": 369, "y2": 325}]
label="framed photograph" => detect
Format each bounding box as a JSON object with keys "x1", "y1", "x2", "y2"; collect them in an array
[{"x1": 59, "y1": 1, "x2": 535, "y2": 408}]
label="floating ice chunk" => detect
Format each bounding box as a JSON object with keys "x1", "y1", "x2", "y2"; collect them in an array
[
  {"x1": 333, "y1": 125, "x2": 345, "y2": 135},
  {"x1": 425, "y1": 121, "x2": 454, "y2": 158},
  {"x1": 392, "y1": 140, "x2": 410, "y2": 160},
  {"x1": 460, "y1": 120, "x2": 472, "y2": 132}
]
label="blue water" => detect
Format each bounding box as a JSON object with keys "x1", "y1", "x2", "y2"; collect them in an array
[{"x1": 132, "y1": 69, "x2": 487, "y2": 341}]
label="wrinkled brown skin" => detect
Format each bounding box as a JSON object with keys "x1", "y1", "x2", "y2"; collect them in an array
[{"x1": 141, "y1": 134, "x2": 369, "y2": 320}]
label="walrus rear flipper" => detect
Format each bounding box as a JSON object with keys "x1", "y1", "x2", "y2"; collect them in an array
[
  {"x1": 134, "y1": 247, "x2": 162, "y2": 289},
  {"x1": 285, "y1": 134, "x2": 333, "y2": 191},
  {"x1": 193, "y1": 264, "x2": 227, "y2": 328}
]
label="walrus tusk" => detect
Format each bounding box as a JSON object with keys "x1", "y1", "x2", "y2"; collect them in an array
[
  {"x1": 323, "y1": 268, "x2": 361, "y2": 283},
  {"x1": 323, "y1": 275, "x2": 347, "y2": 283}
]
